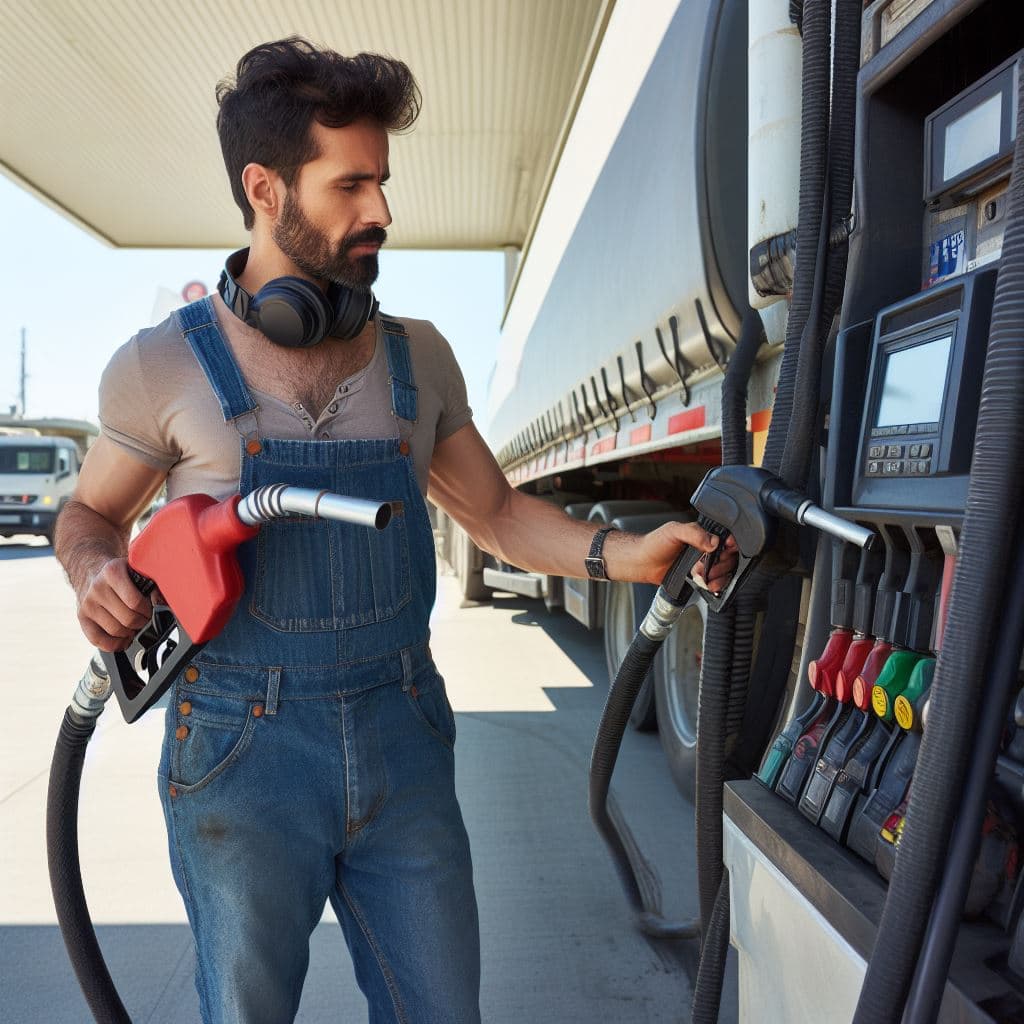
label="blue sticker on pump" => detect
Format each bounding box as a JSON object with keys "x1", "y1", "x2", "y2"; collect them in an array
[{"x1": 927, "y1": 229, "x2": 966, "y2": 286}]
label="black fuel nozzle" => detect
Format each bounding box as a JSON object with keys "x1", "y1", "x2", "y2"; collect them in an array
[{"x1": 658, "y1": 465, "x2": 876, "y2": 612}]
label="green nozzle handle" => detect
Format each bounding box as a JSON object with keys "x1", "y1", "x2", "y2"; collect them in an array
[
  {"x1": 871, "y1": 650, "x2": 924, "y2": 722},
  {"x1": 757, "y1": 734, "x2": 794, "y2": 789},
  {"x1": 893, "y1": 658, "x2": 936, "y2": 732}
]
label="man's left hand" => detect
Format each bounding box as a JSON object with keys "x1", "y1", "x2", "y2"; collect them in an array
[{"x1": 631, "y1": 521, "x2": 739, "y2": 592}]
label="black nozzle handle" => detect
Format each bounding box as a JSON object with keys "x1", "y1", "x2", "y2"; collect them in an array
[
  {"x1": 127, "y1": 566, "x2": 156, "y2": 596},
  {"x1": 658, "y1": 544, "x2": 705, "y2": 605}
]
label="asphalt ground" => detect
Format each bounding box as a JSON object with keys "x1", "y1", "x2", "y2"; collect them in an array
[{"x1": 1, "y1": 535, "x2": 736, "y2": 1022}]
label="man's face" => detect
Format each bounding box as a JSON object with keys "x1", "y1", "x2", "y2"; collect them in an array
[{"x1": 272, "y1": 119, "x2": 392, "y2": 292}]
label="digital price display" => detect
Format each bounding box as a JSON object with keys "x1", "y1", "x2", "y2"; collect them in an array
[{"x1": 926, "y1": 52, "x2": 1020, "y2": 201}]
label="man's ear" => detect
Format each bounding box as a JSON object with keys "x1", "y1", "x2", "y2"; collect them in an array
[{"x1": 241, "y1": 163, "x2": 282, "y2": 221}]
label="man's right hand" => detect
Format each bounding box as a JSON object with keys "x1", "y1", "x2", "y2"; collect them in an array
[
  {"x1": 76, "y1": 557, "x2": 154, "y2": 652},
  {"x1": 53, "y1": 436, "x2": 169, "y2": 652}
]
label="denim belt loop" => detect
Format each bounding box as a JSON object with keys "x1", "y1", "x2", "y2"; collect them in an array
[
  {"x1": 400, "y1": 648, "x2": 414, "y2": 691},
  {"x1": 265, "y1": 667, "x2": 281, "y2": 715}
]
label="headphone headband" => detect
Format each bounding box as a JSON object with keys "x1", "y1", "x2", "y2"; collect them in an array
[{"x1": 217, "y1": 248, "x2": 378, "y2": 348}]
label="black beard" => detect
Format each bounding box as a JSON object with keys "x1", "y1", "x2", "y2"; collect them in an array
[{"x1": 272, "y1": 191, "x2": 385, "y2": 291}]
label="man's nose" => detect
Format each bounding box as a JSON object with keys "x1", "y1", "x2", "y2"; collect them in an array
[{"x1": 364, "y1": 187, "x2": 392, "y2": 229}]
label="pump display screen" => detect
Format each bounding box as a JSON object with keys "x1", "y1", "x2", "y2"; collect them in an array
[
  {"x1": 875, "y1": 336, "x2": 952, "y2": 428},
  {"x1": 925, "y1": 53, "x2": 1020, "y2": 199},
  {"x1": 943, "y1": 92, "x2": 1003, "y2": 182}
]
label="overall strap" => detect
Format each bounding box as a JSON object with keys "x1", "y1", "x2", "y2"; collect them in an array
[
  {"x1": 176, "y1": 297, "x2": 258, "y2": 424},
  {"x1": 380, "y1": 317, "x2": 418, "y2": 434}
]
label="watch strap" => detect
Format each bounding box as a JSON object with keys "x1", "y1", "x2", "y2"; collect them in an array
[{"x1": 585, "y1": 526, "x2": 616, "y2": 580}]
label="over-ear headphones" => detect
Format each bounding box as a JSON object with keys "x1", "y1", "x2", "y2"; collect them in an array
[{"x1": 217, "y1": 248, "x2": 378, "y2": 348}]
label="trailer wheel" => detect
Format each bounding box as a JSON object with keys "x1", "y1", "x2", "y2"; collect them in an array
[
  {"x1": 654, "y1": 597, "x2": 707, "y2": 799},
  {"x1": 456, "y1": 527, "x2": 491, "y2": 602},
  {"x1": 604, "y1": 580, "x2": 659, "y2": 731}
]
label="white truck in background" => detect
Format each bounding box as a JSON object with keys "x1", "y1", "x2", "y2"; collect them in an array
[
  {"x1": 434, "y1": 0, "x2": 801, "y2": 795},
  {"x1": 0, "y1": 434, "x2": 81, "y2": 544}
]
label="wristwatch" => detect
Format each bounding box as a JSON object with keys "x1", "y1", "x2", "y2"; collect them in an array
[{"x1": 585, "y1": 526, "x2": 616, "y2": 581}]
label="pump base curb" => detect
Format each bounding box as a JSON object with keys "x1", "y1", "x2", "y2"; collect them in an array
[{"x1": 724, "y1": 779, "x2": 1015, "y2": 1023}]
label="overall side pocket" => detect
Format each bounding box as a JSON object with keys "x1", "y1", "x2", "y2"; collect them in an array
[
  {"x1": 405, "y1": 668, "x2": 456, "y2": 750},
  {"x1": 169, "y1": 692, "x2": 259, "y2": 796}
]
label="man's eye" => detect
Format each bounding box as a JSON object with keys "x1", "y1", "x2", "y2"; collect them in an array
[{"x1": 339, "y1": 184, "x2": 357, "y2": 192}]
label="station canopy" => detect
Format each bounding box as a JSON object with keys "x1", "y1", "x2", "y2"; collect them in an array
[{"x1": 1, "y1": 0, "x2": 609, "y2": 250}]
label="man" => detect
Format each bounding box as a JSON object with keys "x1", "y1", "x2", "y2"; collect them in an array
[{"x1": 56, "y1": 37, "x2": 732, "y2": 1024}]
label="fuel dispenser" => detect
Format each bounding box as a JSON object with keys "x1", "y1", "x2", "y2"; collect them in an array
[{"x1": 719, "y1": 17, "x2": 1024, "y2": 1022}]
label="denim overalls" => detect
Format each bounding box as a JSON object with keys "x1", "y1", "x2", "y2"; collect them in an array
[{"x1": 157, "y1": 298, "x2": 481, "y2": 1024}]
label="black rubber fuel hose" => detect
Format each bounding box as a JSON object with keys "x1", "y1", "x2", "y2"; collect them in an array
[
  {"x1": 903, "y1": 536, "x2": 1024, "y2": 1021},
  {"x1": 589, "y1": 630, "x2": 701, "y2": 939},
  {"x1": 47, "y1": 708, "x2": 132, "y2": 1023},
  {"x1": 690, "y1": 3, "x2": 859, "y2": 1020},
  {"x1": 852, "y1": 60, "x2": 1024, "y2": 1024}
]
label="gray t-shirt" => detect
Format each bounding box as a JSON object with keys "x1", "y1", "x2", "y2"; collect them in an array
[{"x1": 98, "y1": 301, "x2": 473, "y2": 501}]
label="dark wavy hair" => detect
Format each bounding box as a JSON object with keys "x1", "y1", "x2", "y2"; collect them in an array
[{"x1": 216, "y1": 37, "x2": 421, "y2": 229}]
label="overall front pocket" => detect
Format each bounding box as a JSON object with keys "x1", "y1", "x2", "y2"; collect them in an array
[{"x1": 251, "y1": 512, "x2": 411, "y2": 632}]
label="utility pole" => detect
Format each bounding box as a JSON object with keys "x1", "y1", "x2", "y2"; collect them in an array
[{"x1": 19, "y1": 327, "x2": 26, "y2": 417}]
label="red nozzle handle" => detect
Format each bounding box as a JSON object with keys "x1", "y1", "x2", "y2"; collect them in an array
[
  {"x1": 835, "y1": 635, "x2": 874, "y2": 704},
  {"x1": 808, "y1": 628, "x2": 854, "y2": 698},
  {"x1": 852, "y1": 640, "x2": 895, "y2": 710}
]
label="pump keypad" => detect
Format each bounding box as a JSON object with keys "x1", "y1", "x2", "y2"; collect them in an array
[{"x1": 864, "y1": 446, "x2": 934, "y2": 478}]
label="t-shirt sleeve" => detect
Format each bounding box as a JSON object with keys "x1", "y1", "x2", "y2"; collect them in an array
[
  {"x1": 429, "y1": 325, "x2": 474, "y2": 442},
  {"x1": 98, "y1": 336, "x2": 180, "y2": 470}
]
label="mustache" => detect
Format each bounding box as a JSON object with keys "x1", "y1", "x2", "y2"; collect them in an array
[{"x1": 343, "y1": 227, "x2": 388, "y2": 252}]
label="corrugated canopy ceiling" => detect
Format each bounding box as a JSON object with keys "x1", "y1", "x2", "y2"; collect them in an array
[{"x1": 1, "y1": 0, "x2": 609, "y2": 249}]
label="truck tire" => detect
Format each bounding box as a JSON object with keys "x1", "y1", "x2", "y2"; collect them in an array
[
  {"x1": 456, "y1": 527, "x2": 491, "y2": 602},
  {"x1": 654, "y1": 596, "x2": 708, "y2": 800},
  {"x1": 604, "y1": 579, "x2": 659, "y2": 731}
]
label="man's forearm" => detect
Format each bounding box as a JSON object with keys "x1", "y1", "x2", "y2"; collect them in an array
[
  {"x1": 473, "y1": 491, "x2": 649, "y2": 583},
  {"x1": 54, "y1": 500, "x2": 130, "y2": 595}
]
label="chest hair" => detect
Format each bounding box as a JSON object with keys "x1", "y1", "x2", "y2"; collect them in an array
[{"x1": 216, "y1": 300, "x2": 376, "y2": 419}]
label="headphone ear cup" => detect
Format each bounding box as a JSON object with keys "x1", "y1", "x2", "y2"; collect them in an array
[
  {"x1": 249, "y1": 277, "x2": 335, "y2": 348},
  {"x1": 329, "y1": 287, "x2": 377, "y2": 341}
]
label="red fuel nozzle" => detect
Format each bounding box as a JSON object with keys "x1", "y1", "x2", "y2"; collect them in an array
[
  {"x1": 852, "y1": 640, "x2": 895, "y2": 710},
  {"x1": 835, "y1": 634, "x2": 874, "y2": 703},
  {"x1": 807, "y1": 628, "x2": 854, "y2": 698},
  {"x1": 128, "y1": 494, "x2": 259, "y2": 644}
]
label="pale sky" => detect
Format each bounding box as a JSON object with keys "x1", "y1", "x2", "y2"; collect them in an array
[{"x1": 0, "y1": 174, "x2": 504, "y2": 431}]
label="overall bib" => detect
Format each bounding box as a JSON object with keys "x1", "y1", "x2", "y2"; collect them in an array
[{"x1": 157, "y1": 298, "x2": 481, "y2": 1024}]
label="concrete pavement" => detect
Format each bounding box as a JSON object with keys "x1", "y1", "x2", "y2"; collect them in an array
[{"x1": 1, "y1": 536, "x2": 733, "y2": 1022}]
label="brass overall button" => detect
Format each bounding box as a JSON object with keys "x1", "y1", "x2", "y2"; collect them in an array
[
  {"x1": 178, "y1": 701, "x2": 192, "y2": 716},
  {"x1": 175, "y1": 725, "x2": 189, "y2": 741},
  {"x1": 168, "y1": 785, "x2": 178, "y2": 798},
  {"x1": 399, "y1": 440, "x2": 410, "y2": 456},
  {"x1": 183, "y1": 666, "x2": 200, "y2": 684},
  {"x1": 252, "y1": 704, "x2": 264, "y2": 718},
  {"x1": 246, "y1": 439, "x2": 262, "y2": 456}
]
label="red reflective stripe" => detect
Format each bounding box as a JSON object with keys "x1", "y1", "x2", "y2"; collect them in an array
[
  {"x1": 591, "y1": 436, "x2": 617, "y2": 456},
  {"x1": 749, "y1": 408, "x2": 772, "y2": 433},
  {"x1": 630, "y1": 424, "x2": 652, "y2": 446},
  {"x1": 668, "y1": 407, "x2": 707, "y2": 435}
]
